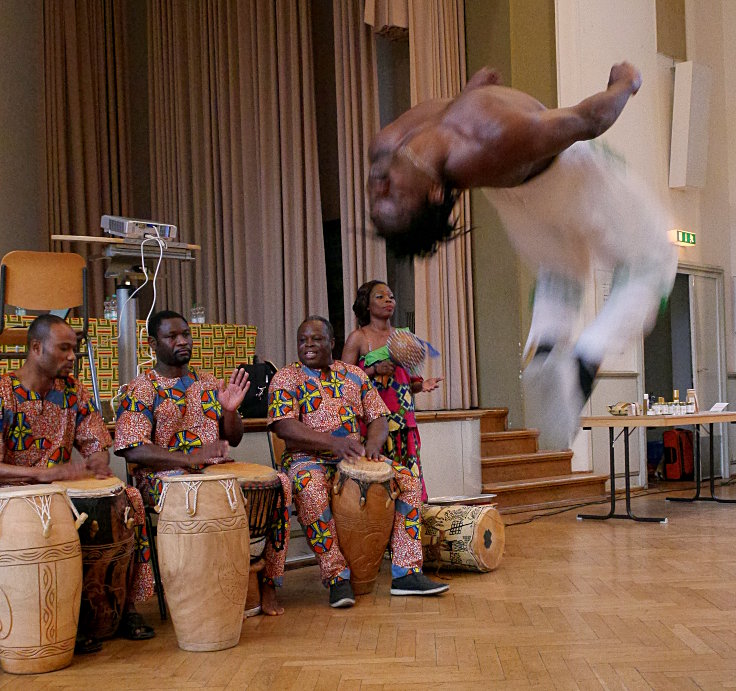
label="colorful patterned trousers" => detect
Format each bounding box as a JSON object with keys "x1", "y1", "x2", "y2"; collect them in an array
[
  {"x1": 384, "y1": 426, "x2": 427, "y2": 503},
  {"x1": 287, "y1": 456, "x2": 424, "y2": 586}
]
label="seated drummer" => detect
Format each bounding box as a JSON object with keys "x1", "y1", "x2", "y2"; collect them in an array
[
  {"x1": 268, "y1": 315, "x2": 449, "y2": 608},
  {"x1": 114, "y1": 310, "x2": 289, "y2": 615},
  {"x1": 0, "y1": 314, "x2": 155, "y2": 651}
]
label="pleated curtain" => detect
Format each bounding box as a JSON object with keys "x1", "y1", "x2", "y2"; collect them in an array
[
  {"x1": 333, "y1": 0, "x2": 387, "y2": 337},
  {"x1": 409, "y1": 0, "x2": 477, "y2": 410},
  {"x1": 147, "y1": 0, "x2": 328, "y2": 364}
]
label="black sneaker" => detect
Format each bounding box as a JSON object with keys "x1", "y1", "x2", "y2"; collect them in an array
[
  {"x1": 390, "y1": 572, "x2": 449, "y2": 596},
  {"x1": 329, "y1": 580, "x2": 355, "y2": 608}
]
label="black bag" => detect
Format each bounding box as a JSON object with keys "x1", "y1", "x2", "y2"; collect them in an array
[{"x1": 237, "y1": 357, "x2": 277, "y2": 419}]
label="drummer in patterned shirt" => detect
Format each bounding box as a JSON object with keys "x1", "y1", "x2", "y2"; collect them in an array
[
  {"x1": 114, "y1": 310, "x2": 295, "y2": 614},
  {"x1": 0, "y1": 314, "x2": 155, "y2": 652},
  {"x1": 268, "y1": 315, "x2": 448, "y2": 609}
]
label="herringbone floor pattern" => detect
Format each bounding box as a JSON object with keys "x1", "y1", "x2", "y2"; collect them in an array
[{"x1": 7, "y1": 484, "x2": 736, "y2": 689}]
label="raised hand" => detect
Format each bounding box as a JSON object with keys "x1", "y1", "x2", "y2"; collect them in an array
[
  {"x1": 374, "y1": 360, "x2": 395, "y2": 376},
  {"x1": 217, "y1": 368, "x2": 250, "y2": 412},
  {"x1": 420, "y1": 377, "x2": 444, "y2": 393},
  {"x1": 85, "y1": 452, "x2": 114, "y2": 479},
  {"x1": 51, "y1": 463, "x2": 93, "y2": 482}
]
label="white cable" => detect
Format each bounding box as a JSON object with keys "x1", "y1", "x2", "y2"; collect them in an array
[{"x1": 114, "y1": 227, "x2": 166, "y2": 377}]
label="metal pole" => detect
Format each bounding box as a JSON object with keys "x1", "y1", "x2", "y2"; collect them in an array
[{"x1": 116, "y1": 284, "x2": 138, "y2": 389}]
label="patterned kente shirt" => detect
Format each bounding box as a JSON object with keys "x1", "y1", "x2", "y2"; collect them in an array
[
  {"x1": 267, "y1": 360, "x2": 388, "y2": 464},
  {"x1": 114, "y1": 368, "x2": 224, "y2": 459},
  {"x1": 0, "y1": 372, "x2": 111, "y2": 467}
]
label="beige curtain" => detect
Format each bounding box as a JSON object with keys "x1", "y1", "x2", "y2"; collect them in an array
[
  {"x1": 364, "y1": 0, "x2": 408, "y2": 38},
  {"x1": 408, "y1": 0, "x2": 477, "y2": 410},
  {"x1": 334, "y1": 0, "x2": 387, "y2": 335},
  {"x1": 148, "y1": 0, "x2": 327, "y2": 364},
  {"x1": 43, "y1": 0, "x2": 130, "y2": 315}
]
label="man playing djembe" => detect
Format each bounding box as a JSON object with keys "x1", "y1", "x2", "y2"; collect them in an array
[
  {"x1": 114, "y1": 309, "x2": 290, "y2": 616},
  {"x1": 0, "y1": 314, "x2": 155, "y2": 651},
  {"x1": 268, "y1": 316, "x2": 448, "y2": 608}
]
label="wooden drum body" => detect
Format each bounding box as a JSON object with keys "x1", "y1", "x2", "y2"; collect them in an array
[
  {"x1": 421, "y1": 504, "x2": 505, "y2": 572},
  {"x1": 0, "y1": 485, "x2": 83, "y2": 674},
  {"x1": 204, "y1": 462, "x2": 281, "y2": 559},
  {"x1": 156, "y1": 474, "x2": 249, "y2": 651},
  {"x1": 331, "y1": 459, "x2": 396, "y2": 595},
  {"x1": 55, "y1": 477, "x2": 135, "y2": 640}
]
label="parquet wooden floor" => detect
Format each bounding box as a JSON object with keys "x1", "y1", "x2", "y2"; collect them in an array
[{"x1": 7, "y1": 483, "x2": 736, "y2": 690}]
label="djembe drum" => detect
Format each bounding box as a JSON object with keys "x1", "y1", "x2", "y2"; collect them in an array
[
  {"x1": 156, "y1": 474, "x2": 249, "y2": 651},
  {"x1": 204, "y1": 462, "x2": 283, "y2": 616},
  {"x1": 0, "y1": 485, "x2": 84, "y2": 674},
  {"x1": 387, "y1": 329, "x2": 426, "y2": 375},
  {"x1": 54, "y1": 477, "x2": 135, "y2": 640},
  {"x1": 421, "y1": 504, "x2": 505, "y2": 572},
  {"x1": 331, "y1": 458, "x2": 397, "y2": 595}
]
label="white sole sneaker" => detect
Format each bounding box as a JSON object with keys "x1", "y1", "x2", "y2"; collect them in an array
[{"x1": 390, "y1": 583, "x2": 449, "y2": 596}]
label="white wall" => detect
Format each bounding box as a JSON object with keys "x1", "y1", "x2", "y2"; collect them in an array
[{"x1": 555, "y1": 0, "x2": 736, "y2": 477}]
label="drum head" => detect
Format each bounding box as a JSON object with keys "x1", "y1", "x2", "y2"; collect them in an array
[
  {"x1": 337, "y1": 458, "x2": 393, "y2": 483},
  {"x1": 54, "y1": 476, "x2": 124, "y2": 497},
  {"x1": 203, "y1": 462, "x2": 278, "y2": 483},
  {"x1": 0, "y1": 484, "x2": 65, "y2": 499},
  {"x1": 427, "y1": 494, "x2": 497, "y2": 506}
]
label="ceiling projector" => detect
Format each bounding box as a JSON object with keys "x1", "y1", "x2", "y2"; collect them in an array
[{"x1": 101, "y1": 215, "x2": 177, "y2": 240}]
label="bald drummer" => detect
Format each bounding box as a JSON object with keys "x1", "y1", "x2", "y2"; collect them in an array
[{"x1": 368, "y1": 62, "x2": 677, "y2": 451}]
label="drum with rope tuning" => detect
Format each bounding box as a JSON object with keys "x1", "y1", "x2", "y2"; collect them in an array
[
  {"x1": 156, "y1": 473, "x2": 249, "y2": 651},
  {"x1": 0, "y1": 484, "x2": 83, "y2": 674}
]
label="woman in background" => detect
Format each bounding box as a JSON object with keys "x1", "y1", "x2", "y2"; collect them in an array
[{"x1": 342, "y1": 280, "x2": 442, "y2": 502}]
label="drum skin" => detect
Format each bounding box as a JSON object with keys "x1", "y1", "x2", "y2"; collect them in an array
[
  {"x1": 156, "y1": 474, "x2": 249, "y2": 651},
  {"x1": 421, "y1": 504, "x2": 505, "y2": 572},
  {"x1": 331, "y1": 460, "x2": 395, "y2": 595},
  {"x1": 55, "y1": 478, "x2": 134, "y2": 640},
  {"x1": 0, "y1": 486, "x2": 82, "y2": 674}
]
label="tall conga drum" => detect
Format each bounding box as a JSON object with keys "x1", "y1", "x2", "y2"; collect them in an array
[
  {"x1": 54, "y1": 477, "x2": 135, "y2": 639},
  {"x1": 155, "y1": 474, "x2": 249, "y2": 651},
  {"x1": 421, "y1": 504, "x2": 505, "y2": 572},
  {"x1": 0, "y1": 485, "x2": 84, "y2": 674},
  {"x1": 203, "y1": 462, "x2": 283, "y2": 617},
  {"x1": 331, "y1": 458, "x2": 397, "y2": 595}
]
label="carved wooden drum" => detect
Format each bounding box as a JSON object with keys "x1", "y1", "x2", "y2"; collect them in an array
[
  {"x1": 331, "y1": 458, "x2": 397, "y2": 595},
  {"x1": 0, "y1": 484, "x2": 84, "y2": 674},
  {"x1": 54, "y1": 477, "x2": 135, "y2": 640},
  {"x1": 155, "y1": 474, "x2": 249, "y2": 651},
  {"x1": 421, "y1": 504, "x2": 505, "y2": 572},
  {"x1": 203, "y1": 462, "x2": 282, "y2": 559}
]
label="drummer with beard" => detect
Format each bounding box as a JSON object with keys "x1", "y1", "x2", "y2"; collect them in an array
[
  {"x1": 267, "y1": 315, "x2": 448, "y2": 608},
  {"x1": 0, "y1": 314, "x2": 155, "y2": 651},
  {"x1": 113, "y1": 310, "x2": 294, "y2": 616}
]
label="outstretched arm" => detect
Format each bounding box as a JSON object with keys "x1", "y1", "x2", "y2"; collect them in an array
[{"x1": 515, "y1": 62, "x2": 642, "y2": 160}]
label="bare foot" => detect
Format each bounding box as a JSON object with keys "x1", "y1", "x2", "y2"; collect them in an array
[{"x1": 260, "y1": 581, "x2": 284, "y2": 616}]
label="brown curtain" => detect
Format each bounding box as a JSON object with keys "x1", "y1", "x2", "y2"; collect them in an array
[
  {"x1": 147, "y1": 0, "x2": 327, "y2": 364},
  {"x1": 43, "y1": 0, "x2": 131, "y2": 315},
  {"x1": 408, "y1": 0, "x2": 477, "y2": 410},
  {"x1": 334, "y1": 0, "x2": 387, "y2": 335}
]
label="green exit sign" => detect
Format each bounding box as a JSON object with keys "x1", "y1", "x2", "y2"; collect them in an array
[{"x1": 676, "y1": 230, "x2": 696, "y2": 245}]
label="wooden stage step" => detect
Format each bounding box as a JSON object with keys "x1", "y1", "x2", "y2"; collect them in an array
[
  {"x1": 482, "y1": 449, "x2": 574, "y2": 483},
  {"x1": 479, "y1": 407, "x2": 508, "y2": 433},
  {"x1": 481, "y1": 428, "x2": 539, "y2": 456},
  {"x1": 484, "y1": 472, "x2": 608, "y2": 513}
]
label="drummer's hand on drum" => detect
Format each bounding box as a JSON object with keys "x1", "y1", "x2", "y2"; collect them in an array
[
  {"x1": 86, "y1": 452, "x2": 115, "y2": 479},
  {"x1": 364, "y1": 440, "x2": 384, "y2": 461},
  {"x1": 189, "y1": 440, "x2": 230, "y2": 465},
  {"x1": 217, "y1": 368, "x2": 250, "y2": 412},
  {"x1": 331, "y1": 436, "x2": 365, "y2": 462},
  {"x1": 49, "y1": 463, "x2": 94, "y2": 482}
]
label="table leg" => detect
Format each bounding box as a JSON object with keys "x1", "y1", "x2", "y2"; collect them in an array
[
  {"x1": 667, "y1": 423, "x2": 736, "y2": 504},
  {"x1": 578, "y1": 426, "x2": 666, "y2": 522}
]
